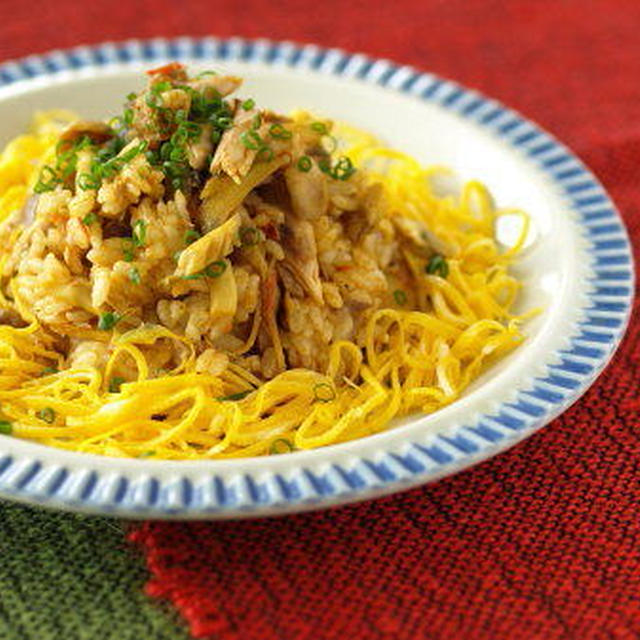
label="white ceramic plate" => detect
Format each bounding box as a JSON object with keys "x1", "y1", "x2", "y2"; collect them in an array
[{"x1": 0, "y1": 38, "x2": 633, "y2": 519}]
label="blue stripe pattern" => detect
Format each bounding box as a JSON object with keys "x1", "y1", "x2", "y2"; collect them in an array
[{"x1": 0, "y1": 37, "x2": 633, "y2": 518}]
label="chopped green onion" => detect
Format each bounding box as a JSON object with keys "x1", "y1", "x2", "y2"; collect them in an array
[
  {"x1": 313, "y1": 382, "x2": 336, "y2": 403},
  {"x1": 55, "y1": 146, "x2": 81, "y2": 179},
  {"x1": 74, "y1": 135, "x2": 94, "y2": 152},
  {"x1": 318, "y1": 155, "x2": 356, "y2": 181},
  {"x1": 332, "y1": 156, "x2": 356, "y2": 181},
  {"x1": 151, "y1": 80, "x2": 172, "y2": 94},
  {"x1": 33, "y1": 165, "x2": 61, "y2": 194},
  {"x1": 40, "y1": 366, "x2": 59, "y2": 376},
  {"x1": 97, "y1": 312, "x2": 122, "y2": 331},
  {"x1": 310, "y1": 121, "x2": 329, "y2": 135},
  {"x1": 122, "y1": 239, "x2": 135, "y2": 262},
  {"x1": 393, "y1": 289, "x2": 408, "y2": 306},
  {"x1": 181, "y1": 260, "x2": 227, "y2": 280},
  {"x1": 425, "y1": 255, "x2": 449, "y2": 278},
  {"x1": 54, "y1": 138, "x2": 69, "y2": 154},
  {"x1": 0, "y1": 421, "x2": 12, "y2": 435},
  {"x1": 203, "y1": 260, "x2": 227, "y2": 278},
  {"x1": 123, "y1": 108, "x2": 134, "y2": 125},
  {"x1": 256, "y1": 145, "x2": 274, "y2": 161},
  {"x1": 178, "y1": 120, "x2": 201, "y2": 140},
  {"x1": 128, "y1": 267, "x2": 141, "y2": 284},
  {"x1": 251, "y1": 113, "x2": 262, "y2": 130},
  {"x1": 269, "y1": 438, "x2": 294, "y2": 455},
  {"x1": 137, "y1": 450, "x2": 156, "y2": 458},
  {"x1": 82, "y1": 212, "x2": 98, "y2": 226},
  {"x1": 108, "y1": 376, "x2": 126, "y2": 393},
  {"x1": 242, "y1": 98, "x2": 255, "y2": 111},
  {"x1": 297, "y1": 156, "x2": 312, "y2": 172},
  {"x1": 240, "y1": 227, "x2": 261, "y2": 247},
  {"x1": 216, "y1": 115, "x2": 233, "y2": 129},
  {"x1": 119, "y1": 140, "x2": 148, "y2": 164},
  {"x1": 269, "y1": 123, "x2": 292, "y2": 140},
  {"x1": 127, "y1": 92, "x2": 138, "y2": 101},
  {"x1": 240, "y1": 130, "x2": 263, "y2": 150},
  {"x1": 78, "y1": 173, "x2": 100, "y2": 190},
  {"x1": 217, "y1": 390, "x2": 252, "y2": 402},
  {"x1": 131, "y1": 220, "x2": 147, "y2": 248},
  {"x1": 184, "y1": 229, "x2": 201, "y2": 245},
  {"x1": 36, "y1": 407, "x2": 55, "y2": 423}
]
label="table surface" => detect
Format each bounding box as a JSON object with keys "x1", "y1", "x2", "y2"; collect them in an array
[{"x1": 0, "y1": 2, "x2": 638, "y2": 639}]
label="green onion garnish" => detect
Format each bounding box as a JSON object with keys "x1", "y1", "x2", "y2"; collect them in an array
[
  {"x1": 216, "y1": 115, "x2": 233, "y2": 129},
  {"x1": 425, "y1": 255, "x2": 449, "y2": 278},
  {"x1": 123, "y1": 108, "x2": 134, "y2": 126},
  {"x1": 256, "y1": 146, "x2": 274, "y2": 161},
  {"x1": 33, "y1": 165, "x2": 61, "y2": 194},
  {"x1": 202, "y1": 260, "x2": 227, "y2": 278},
  {"x1": 40, "y1": 366, "x2": 59, "y2": 376},
  {"x1": 184, "y1": 229, "x2": 201, "y2": 245},
  {"x1": 181, "y1": 260, "x2": 227, "y2": 280},
  {"x1": 128, "y1": 267, "x2": 141, "y2": 285},
  {"x1": 151, "y1": 80, "x2": 172, "y2": 95},
  {"x1": 120, "y1": 140, "x2": 148, "y2": 163},
  {"x1": 0, "y1": 421, "x2": 12, "y2": 435},
  {"x1": 269, "y1": 438, "x2": 294, "y2": 455},
  {"x1": 36, "y1": 407, "x2": 55, "y2": 424},
  {"x1": 313, "y1": 382, "x2": 336, "y2": 403},
  {"x1": 310, "y1": 122, "x2": 328, "y2": 135},
  {"x1": 108, "y1": 376, "x2": 126, "y2": 393},
  {"x1": 240, "y1": 130, "x2": 263, "y2": 150},
  {"x1": 122, "y1": 239, "x2": 135, "y2": 262},
  {"x1": 82, "y1": 212, "x2": 98, "y2": 225},
  {"x1": 297, "y1": 156, "x2": 312, "y2": 172},
  {"x1": 137, "y1": 450, "x2": 156, "y2": 458},
  {"x1": 268, "y1": 123, "x2": 292, "y2": 140},
  {"x1": 131, "y1": 220, "x2": 147, "y2": 248},
  {"x1": 78, "y1": 173, "x2": 100, "y2": 190},
  {"x1": 240, "y1": 227, "x2": 261, "y2": 247},
  {"x1": 97, "y1": 312, "x2": 122, "y2": 331},
  {"x1": 242, "y1": 98, "x2": 255, "y2": 111},
  {"x1": 393, "y1": 289, "x2": 408, "y2": 306},
  {"x1": 320, "y1": 156, "x2": 355, "y2": 181}
]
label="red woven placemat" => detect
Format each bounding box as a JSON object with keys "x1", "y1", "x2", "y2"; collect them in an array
[{"x1": 2, "y1": 1, "x2": 639, "y2": 638}]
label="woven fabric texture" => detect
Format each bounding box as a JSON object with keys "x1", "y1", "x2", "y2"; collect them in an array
[
  {"x1": 0, "y1": 1, "x2": 638, "y2": 639},
  {"x1": 0, "y1": 501, "x2": 190, "y2": 640},
  {"x1": 127, "y1": 2, "x2": 640, "y2": 639}
]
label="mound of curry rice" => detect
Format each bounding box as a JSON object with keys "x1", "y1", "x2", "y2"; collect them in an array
[{"x1": 0, "y1": 63, "x2": 528, "y2": 458}]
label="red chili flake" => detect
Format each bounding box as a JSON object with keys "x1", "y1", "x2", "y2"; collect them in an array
[
  {"x1": 262, "y1": 223, "x2": 279, "y2": 241},
  {"x1": 146, "y1": 62, "x2": 185, "y2": 76},
  {"x1": 335, "y1": 265, "x2": 353, "y2": 272}
]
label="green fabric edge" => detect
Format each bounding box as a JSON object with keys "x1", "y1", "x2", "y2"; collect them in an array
[{"x1": 0, "y1": 500, "x2": 191, "y2": 640}]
